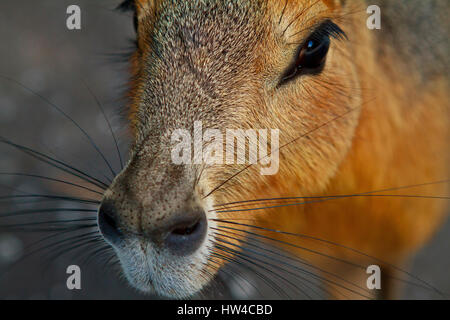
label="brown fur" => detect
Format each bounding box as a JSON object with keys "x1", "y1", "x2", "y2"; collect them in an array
[{"x1": 105, "y1": 0, "x2": 449, "y2": 299}]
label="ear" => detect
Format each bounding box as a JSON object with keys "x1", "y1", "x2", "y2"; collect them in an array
[{"x1": 322, "y1": 0, "x2": 346, "y2": 10}]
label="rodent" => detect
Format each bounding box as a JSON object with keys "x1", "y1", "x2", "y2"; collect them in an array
[{"x1": 97, "y1": 0, "x2": 449, "y2": 299}]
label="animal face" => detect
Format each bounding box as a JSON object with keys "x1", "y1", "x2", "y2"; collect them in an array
[{"x1": 99, "y1": 0, "x2": 363, "y2": 298}]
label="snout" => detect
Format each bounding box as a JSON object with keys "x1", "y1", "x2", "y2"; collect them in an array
[
  {"x1": 98, "y1": 201, "x2": 208, "y2": 256},
  {"x1": 94, "y1": 136, "x2": 218, "y2": 298}
]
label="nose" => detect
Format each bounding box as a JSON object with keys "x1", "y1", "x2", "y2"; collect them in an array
[{"x1": 98, "y1": 201, "x2": 208, "y2": 255}]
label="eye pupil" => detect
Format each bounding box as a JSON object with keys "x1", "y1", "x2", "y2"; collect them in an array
[
  {"x1": 302, "y1": 35, "x2": 329, "y2": 62},
  {"x1": 280, "y1": 35, "x2": 330, "y2": 85},
  {"x1": 279, "y1": 20, "x2": 346, "y2": 86}
]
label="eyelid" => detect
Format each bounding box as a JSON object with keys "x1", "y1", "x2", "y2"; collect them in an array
[
  {"x1": 306, "y1": 20, "x2": 347, "y2": 44},
  {"x1": 278, "y1": 20, "x2": 346, "y2": 86},
  {"x1": 290, "y1": 20, "x2": 347, "y2": 48}
]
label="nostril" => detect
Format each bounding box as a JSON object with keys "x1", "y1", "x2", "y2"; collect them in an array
[
  {"x1": 171, "y1": 220, "x2": 201, "y2": 236},
  {"x1": 165, "y1": 211, "x2": 207, "y2": 255},
  {"x1": 98, "y1": 201, "x2": 122, "y2": 245},
  {"x1": 102, "y1": 208, "x2": 117, "y2": 229}
]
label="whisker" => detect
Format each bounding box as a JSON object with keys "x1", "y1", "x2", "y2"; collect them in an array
[
  {"x1": 195, "y1": 260, "x2": 229, "y2": 300},
  {"x1": 203, "y1": 106, "x2": 360, "y2": 199},
  {"x1": 214, "y1": 180, "x2": 450, "y2": 209},
  {"x1": 0, "y1": 75, "x2": 117, "y2": 179},
  {"x1": 0, "y1": 218, "x2": 97, "y2": 230},
  {"x1": 21, "y1": 224, "x2": 98, "y2": 252},
  {"x1": 210, "y1": 250, "x2": 291, "y2": 299},
  {"x1": 208, "y1": 256, "x2": 263, "y2": 298},
  {"x1": 214, "y1": 233, "x2": 357, "y2": 299},
  {"x1": 102, "y1": 251, "x2": 119, "y2": 269},
  {"x1": 212, "y1": 219, "x2": 445, "y2": 296},
  {"x1": 0, "y1": 137, "x2": 109, "y2": 189},
  {"x1": 82, "y1": 79, "x2": 124, "y2": 170},
  {"x1": 213, "y1": 227, "x2": 372, "y2": 299},
  {"x1": 0, "y1": 207, "x2": 97, "y2": 219},
  {"x1": 214, "y1": 242, "x2": 317, "y2": 299},
  {"x1": 81, "y1": 244, "x2": 112, "y2": 266},
  {"x1": 41, "y1": 237, "x2": 104, "y2": 272},
  {"x1": 0, "y1": 172, "x2": 104, "y2": 196},
  {"x1": 0, "y1": 194, "x2": 100, "y2": 205},
  {"x1": 39, "y1": 232, "x2": 102, "y2": 260},
  {"x1": 0, "y1": 229, "x2": 99, "y2": 281},
  {"x1": 282, "y1": 0, "x2": 321, "y2": 37},
  {"x1": 38, "y1": 141, "x2": 113, "y2": 187},
  {"x1": 214, "y1": 194, "x2": 449, "y2": 214},
  {"x1": 287, "y1": 7, "x2": 365, "y2": 40},
  {"x1": 278, "y1": 0, "x2": 290, "y2": 25}
]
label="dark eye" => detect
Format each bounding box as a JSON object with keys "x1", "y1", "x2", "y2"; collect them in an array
[
  {"x1": 279, "y1": 21, "x2": 346, "y2": 86},
  {"x1": 280, "y1": 35, "x2": 330, "y2": 84}
]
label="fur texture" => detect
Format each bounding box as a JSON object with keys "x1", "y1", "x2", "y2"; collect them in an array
[{"x1": 103, "y1": 0, "x2": 449, "y2": 298}]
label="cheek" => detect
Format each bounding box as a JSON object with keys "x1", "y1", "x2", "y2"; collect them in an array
[
  {"x1": 253, "y1": 68, "x2": 362, "y2": 195},
  {"x1": 296, "y1": 47, "x2": 361, "y2": 185},
  {"x1": 295, "y1": 82, "x2": 360, "y2": 193},
  {"x1": 193, "y1": 47, "x2": 362, "y2": 200},
  {"x1": 195, "y1": 85, "x2": 362, "y2": 202}
]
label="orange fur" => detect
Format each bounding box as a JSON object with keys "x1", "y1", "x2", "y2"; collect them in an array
[{"x1": 118, "y1": 0, "x2": 449, "y2": 298}]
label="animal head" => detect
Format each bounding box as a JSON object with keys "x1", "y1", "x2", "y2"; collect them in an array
[{"x1": 98, "y1": 0, "x2": 364, "y2": 298}]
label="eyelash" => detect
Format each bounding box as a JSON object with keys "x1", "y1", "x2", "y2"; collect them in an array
[{"x1": 279, "y1": 20, "x2": 347, "y2": 86}]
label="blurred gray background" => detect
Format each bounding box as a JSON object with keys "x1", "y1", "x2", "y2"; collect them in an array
[{"x1": 0, "y1": 0, "x2": 448, "y2": 300}]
